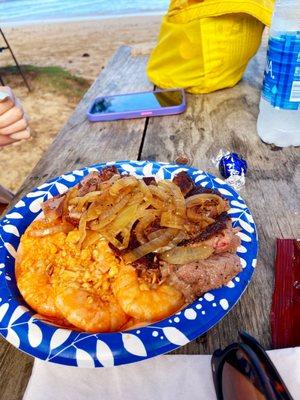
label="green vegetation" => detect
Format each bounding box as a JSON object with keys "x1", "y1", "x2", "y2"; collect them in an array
[{"x1": 0, "y1": 65, "x2": 91, "y2": 101}]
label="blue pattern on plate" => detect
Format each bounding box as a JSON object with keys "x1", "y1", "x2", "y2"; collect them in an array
[{"x1": 0, "y1": 161, "x2": 258, "y2": 367}]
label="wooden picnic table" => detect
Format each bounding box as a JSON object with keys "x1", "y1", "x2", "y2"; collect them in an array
[{"x1": 0, "y1": 43, "x2": 299, "y2": 400}]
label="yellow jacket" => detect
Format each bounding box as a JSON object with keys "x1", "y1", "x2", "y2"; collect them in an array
[{"x1": 147, "y1": 0, "x2": 275, "y2": 93}]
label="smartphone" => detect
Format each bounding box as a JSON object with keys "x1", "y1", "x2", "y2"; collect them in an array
[{"x1": 87, "y1": 89, "x2": 186, "y2": 122}]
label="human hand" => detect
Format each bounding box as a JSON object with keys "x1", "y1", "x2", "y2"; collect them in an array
[{"x1": 0, "y1": 86, "x2": 30, "y2": 147}]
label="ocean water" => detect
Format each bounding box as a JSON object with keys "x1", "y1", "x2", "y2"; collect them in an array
[{"x1": 0, "y1": 0, "x2": 169, "y2": 25}]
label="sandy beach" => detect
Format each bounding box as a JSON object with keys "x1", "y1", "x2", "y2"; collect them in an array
[
  {"x1": 1, "y1": 16, "x2": 162, "y2": 80},
  {"x1": 0, "y1": 15, "x2": 162, "y2": 193}
]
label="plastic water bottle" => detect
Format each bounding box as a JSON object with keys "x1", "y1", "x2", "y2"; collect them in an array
[{"x1": 257, "y1": 0, "x2": 300, "y2": 147}]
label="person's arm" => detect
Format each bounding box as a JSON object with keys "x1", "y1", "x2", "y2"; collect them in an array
[{"x1": 0, "y1": 86, "x2": 30, "y2": 146}]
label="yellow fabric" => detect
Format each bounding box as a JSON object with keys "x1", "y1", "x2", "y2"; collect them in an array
[{"x1": 147, "y1": 0, "x2": 275, "y2": 93}]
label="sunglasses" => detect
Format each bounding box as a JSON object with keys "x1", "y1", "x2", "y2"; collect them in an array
[{"x1": 211, "y1": 332, "x2": 294, "y2": 400}]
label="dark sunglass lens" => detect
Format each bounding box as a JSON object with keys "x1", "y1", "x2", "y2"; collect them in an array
[{"x1": 221, "y1": 349, "x2": 267, "y2": 400}]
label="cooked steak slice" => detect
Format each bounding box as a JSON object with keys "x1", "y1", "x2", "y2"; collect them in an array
[
  {"x1": 98, "y1": 166, "x2": 119, "y2": 182},
  {"x1": 142, "y1": 177, "x2": 157, "y2": 186},
  {"x1": 172, "y1": 171, "x2": 195, "y2": 197},
  {"x1": 64, "y1": 206, "x2": 82, "y2": 226},
  {"x1": 77, "y1": 172, "x2": 102, "y2": 196},
  {"x1": 160, "y1": 252, "x2": 242, "y2": 302},
  {"x1": 179, "y1": 212, "x2": 230, "y2": 246},
  {"x1": 185, "y1": 220, "x2": 241, "y2": 254},
  {"x1": 42, "y1": 195, "x2": 65, "y2": 221},
  {"x1": 144, "y1": 218, "x2": 162, "y2": 238},
  {"x1": 187, "y1": 186, "x2": 225, "y2": 199},
  {"x1": 202, "y1": 225, "x2": 241, "y2": 254},
  {"x1": 78, "y1": 167, "x2": 119, "y2": 196}
]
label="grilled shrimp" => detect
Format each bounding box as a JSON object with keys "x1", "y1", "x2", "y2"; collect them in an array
[
  {"x1": 17, "y1": 270, "x2": 63, "y2": 318},
  {"x1": 52, "y1": 231, "x2": 129, "y2": 332},
  {"x1": 55, "y1": 288, "x2": 128, "y2": 333},
  {"x1": 113, "y1": 265, "x2": 184, "y2": 322},
  {"x1": 16, "y1": 221, "x2": 67, "y2": 319}
]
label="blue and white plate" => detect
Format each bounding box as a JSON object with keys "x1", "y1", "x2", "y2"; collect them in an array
[{"x1": 0, "y1": 161, "x2": 258, "y2": 367}]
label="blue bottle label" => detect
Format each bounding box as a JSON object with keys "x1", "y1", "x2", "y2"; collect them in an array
[{"x1": 262, "y1": 33, "x2": 300, "y2": 110}]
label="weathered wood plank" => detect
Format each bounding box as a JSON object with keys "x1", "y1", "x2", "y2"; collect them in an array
[
  {"x1": 13, "y1": 45, "x2": 152, "y2": 204},
  {"x1": 141, "y1": 42, "x2": 300, "y2": 354},
  {"x1": 0, "y1": 45, "x2": 152, "y2": 400},
  {"x1": 0, "y1": 341, "x2": 33, "y2": 400}
]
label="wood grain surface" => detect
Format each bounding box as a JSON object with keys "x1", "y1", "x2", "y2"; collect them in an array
[{"x1": 0, "y1": 43, "x2": 299, "y2": 400}]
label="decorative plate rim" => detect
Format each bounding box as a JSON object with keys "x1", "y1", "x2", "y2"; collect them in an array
[{"x1": 0, "y1": 160, "x2": 258, "y2": 368}]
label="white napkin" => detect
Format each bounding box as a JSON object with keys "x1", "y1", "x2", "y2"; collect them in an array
[{"x1": 23, "y1": 348, "x2": 300, "y2": 400}]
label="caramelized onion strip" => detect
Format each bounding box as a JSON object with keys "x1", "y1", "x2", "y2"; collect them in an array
[
  {"x1": 160, "y1": 211, "x2": 184, "y2": 229},
  {"x1": 138, "y1": 179, "x2": 153, "y2": 202},
  {"x1": 78, "y1": 211, "x2": 88, "y2": 247},
  {"x1": 82, "y1": 231, "x2": 102, "y2": 249},
  {"x1": 28, "y1": 222, "x2": 74, "y2": 238},
  {"x1": 89, "y1": 194, "x2": 131, "y2": 230},
  {"x1": 109, "y1": 176, "x2": 138, "y2": 196},
  {"x1": 160, "y1": 245, "x2": 214, "y2": 264},
  {"x1": 186, "y1": 193, "x2": 228, "y2": 213},
  {"x1": 159, "y1": 181, "x2": 186, "y2": 218},
  {"x1": 186, "y1": 208, "x2": 215, "y2": 224},
  {"x1": 123, "y1": 228, "x2": 178, "y2": 263}
]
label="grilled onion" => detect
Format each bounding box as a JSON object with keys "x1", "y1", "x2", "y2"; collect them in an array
[
  {"x1": 186, "y1": 193, "x2": 228, "y2": 216},
  {"x1": 90, "y1": 194, "x2": 131, "y2": 230},
  {"x1": 82, "y1": 231, "x2": 102, "y2": 248},
  {"x1": 159, "y1": 181, "x2": 186, "y2": 218},
  {"x1": 45, "y1": 172, "x2": 228, "y2": 266},
  {"x1": 29, "y1": 222, "x2": 74, "y2": 237},
  {"x1": 155, "y1": 230, "x2": 188, "y2": 253},
  {"x1": 71, "y1": 191, "x2": 103, "y2": 211},
  {"x1": 186, "y1": 208, "x2": 215, "y2": 225},
  {"x1": 160, "y1": 245, "x2": 213, "y2": 265},
  {"x1": 147, "y1": 228, "x2": 167, "y2": 242},
  {"x1": 109, "y1": 176, "x2": 138, "y2": 196},
  {"x1": 138, "y1": 179, "x2": 153, "y2": 202},
  {"x1": 149, "y1": 185, "x2": 170, "y2": 201},
  {"x1": 78, "y1": 211, "x2": 88, "y2": 246},
  {"x1": 108, "y1": 203, "x2": 140, "y2": 234},
  {"x1": 123, "y1": 228, "x2": 178, "y2": 263},
  {"x1": 62, "y1": 187, "x2": 78, "y2": 217},
  {"x1": 160, "y1": 211, "x2": 185, "y2": 229}
]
